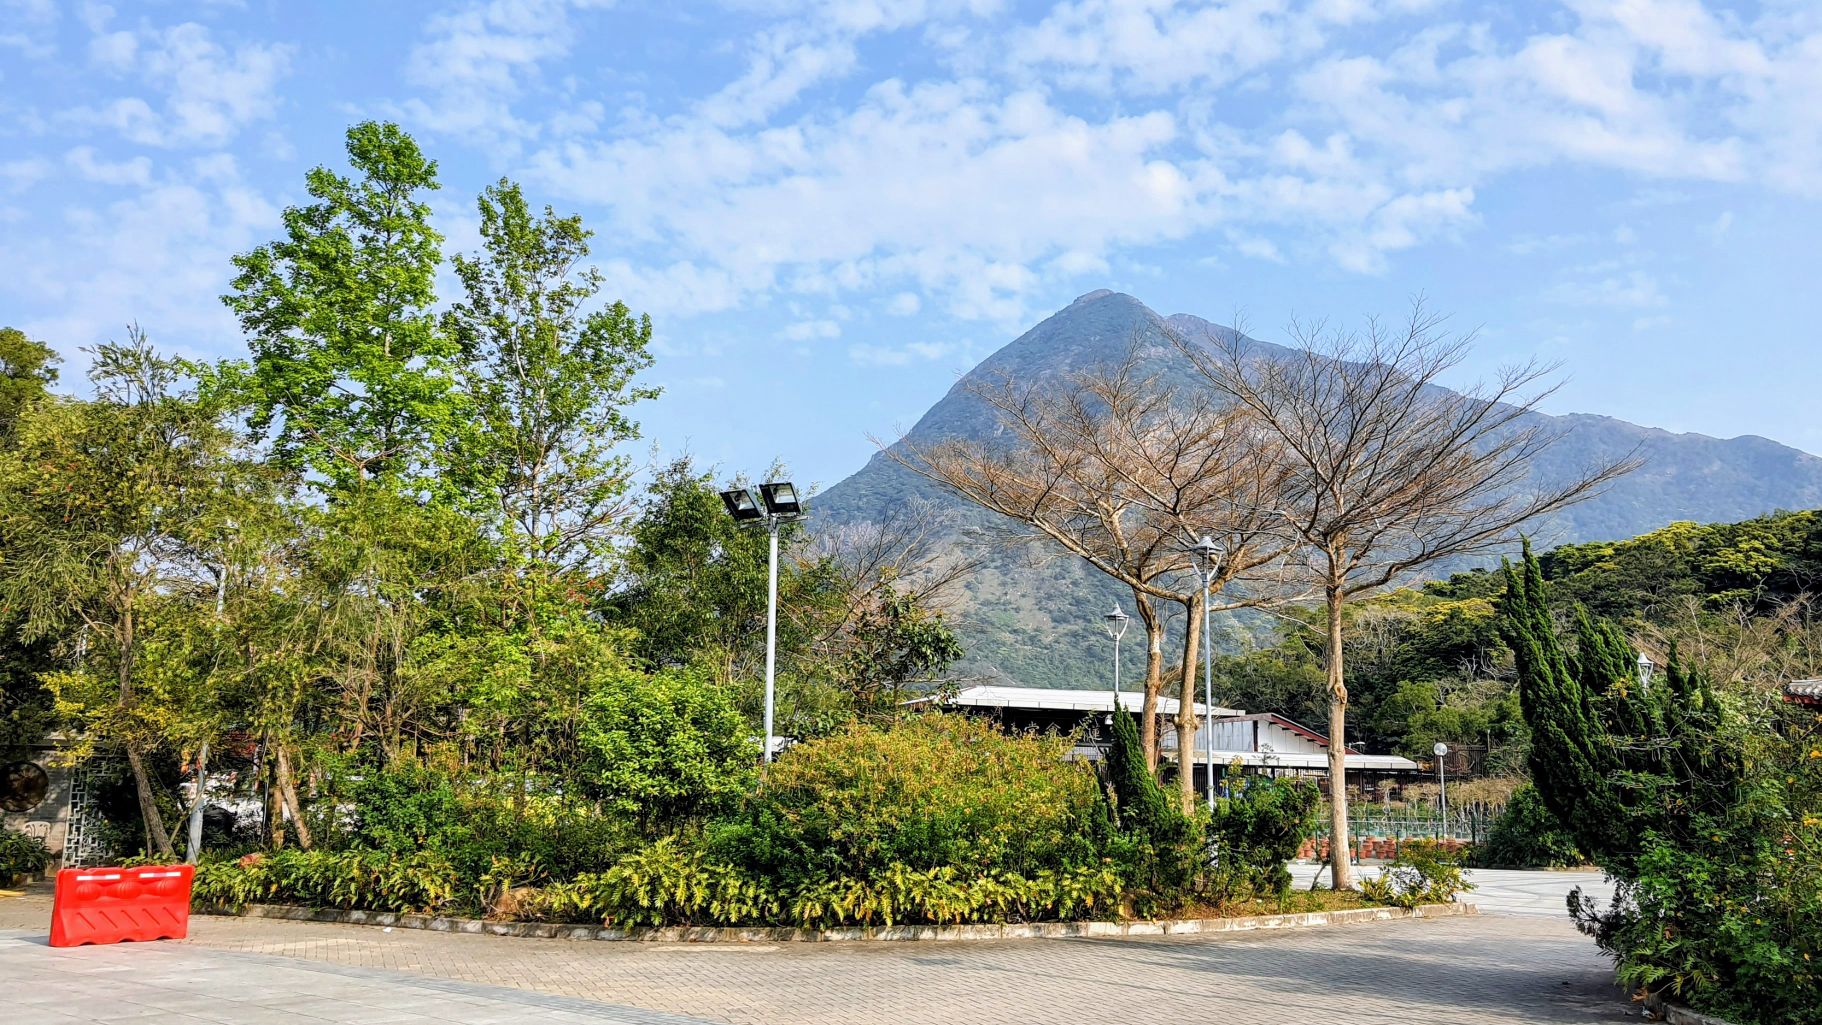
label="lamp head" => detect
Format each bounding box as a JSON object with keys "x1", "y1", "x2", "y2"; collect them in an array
[
  {"x1": 759, "y1": 481, "x2": 803, "y2": 518},
  {"x1": 720, "y1": 488, "x2": 764, "y2": 522},
  {"x1": 1103, "y1": 602, "x2": 1129, "y2": 639}
]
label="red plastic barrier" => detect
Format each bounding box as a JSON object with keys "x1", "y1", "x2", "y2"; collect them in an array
[{"x1": 49, "y1": 864, "x2": 195, "y2": 947}]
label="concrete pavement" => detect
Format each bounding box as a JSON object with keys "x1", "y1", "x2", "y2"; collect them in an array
[
  {"x1": 0, "y1": 869, "x2": 1631, "y2": 1025},
  {"x1": 1288, "y1": 863, "x2": 1615, "y2": 918}
]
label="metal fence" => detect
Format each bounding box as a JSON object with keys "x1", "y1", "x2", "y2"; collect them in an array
[{"x1": 1312, "y1": 800, "x2": 1506, "y2": 846}]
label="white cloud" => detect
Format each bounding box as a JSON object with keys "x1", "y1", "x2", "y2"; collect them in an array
[
  {"x1": 886, "y1": 291, "x2": 921, "y2": 315},
  {"x1": 848, "y1": 343, "x2": 912, "y2": 366},
  {"x1": 488, "y1": 0, "x2": 1822, "y2": 324},
  {"x1": 1010, "y1": 0, "x2": 1321, "y2": 94},
  {"x1": 65, "y1": 146, "x2": 152, "y2": 186},
  {"x1": 399, "y1": 0, "x2": 616, "y2": 143},
  {"x1": 0, "y1": 0, "x2": 58, "y2": 60},
  {"x1": 77, "y1": 22, "x2": 292, "y2": 147},
  {"x1": 783, "y1": 318, "x2": 841, "y2": 341},
  {"x1": 529, "y1": 81, "x2": 1216, "y2": 323},
  {"x1": 4, "y1": 173, "x2": 280, "y2": 367},
  {"x1": 1546, "y1": 268, "x2": 1668, "y2": 309},
  {"x1": 848, "y1": 337, "x2": 959, "y2": 366},
  {"x1": 0, "y1": 158, "x2": 52, "y2": 194},
  {"x1": 1230, "y1": 234, "x2": 1283, "y2": 262}
]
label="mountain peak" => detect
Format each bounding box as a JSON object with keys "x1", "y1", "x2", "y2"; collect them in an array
[{"x1": 818, "y1": 291, "x2": 1822, "y2": 688}]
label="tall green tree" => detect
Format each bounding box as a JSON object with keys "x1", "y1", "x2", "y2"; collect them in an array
[
  {"x1": 221, "y1": 121, "x2": 462, "y2": 497},
  {"x1": 444, "y1": 178, "x2": 658, "y2": 571},
  {"x1": 0, "y1": 328, "x2": 62, "y2": 746},
  {"x1": 0, "y1": 333, "x2": 243, "y2": 857},
  {"x1": 1498, "y1": 542, "x2": 1624, "y2": 861}
]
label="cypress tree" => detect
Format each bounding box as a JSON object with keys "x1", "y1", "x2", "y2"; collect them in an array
[
  {"x1": 1102, "y1": 708, "x2": 1201, "y2": 905},
  {"x1": 1499, "y1": 542, "x2": 1624, "y2": 862}
]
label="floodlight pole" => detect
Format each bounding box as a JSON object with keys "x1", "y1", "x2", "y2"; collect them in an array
[
  {"x1": 764, "y1": 514, "x2": 780, "y2": 765},
  {"x1": 724, "y1": 482, "x2": 799, "y2": 768}
]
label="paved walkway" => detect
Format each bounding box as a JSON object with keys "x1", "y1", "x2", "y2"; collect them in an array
[
  {"x1": 1, "y1": 870, "x2": 1631, "y2": 1025},
  {"x1": 1288, "y1": 863, "x2": 1616, "y2": 918}
]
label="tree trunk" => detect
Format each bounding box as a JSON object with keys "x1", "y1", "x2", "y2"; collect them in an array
[
  {"x1": 1175, "y1": 590, "x2": 1204, "y2": 814},
  {"x1": 262, "y1": 737, "x2": 286, "y2": 849},
  {"x1": 124, "y1": 745, "x2": 175, "y2": 859},
  {"x1": 275, "y1": 744, "x2": 314, "y2": 850},
  {"x1": 115, "y1": 594, "x2": 174, "y2": 859},
  {"x1": 1324, "y1": 582, "x2": 1354, "y2": 890},
  {"x1": 1134, "y1": 593, "x2": 1163, "y2": 769}
]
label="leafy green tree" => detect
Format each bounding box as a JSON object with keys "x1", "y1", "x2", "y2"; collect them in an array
[
  {"x1": 576, "y1": 666, "x2": 756, "y2": 831},
  {"x1": 444, "y1": 178, "x2": 658, "y2": 570},
  {"x1": 1205, "y1": 767, "x2": 1319, "y2": 900},
  {"x1": 0, "y1": 334, "x2": 243, "y2": 857},
  {"x1": 1503, "y1": 543, "x2": 1817, "y2": 1020},
  {"x1": 221, "y1": 121, "x2": 462, "y2": 497},
  {"x1": 0, "y1": 326, "x2": 57, "y2": 434},
  {"x1": 611, "y1": 458, "x2": 782, "y2": 675},
  {"x1": 0, "y1": 325, "x2": 60, "y2": 748}
]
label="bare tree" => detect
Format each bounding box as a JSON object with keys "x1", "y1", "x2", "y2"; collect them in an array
[
  {"x1": 1172, "y1": 302, "x2": 1640, "y2": 887},
  {"x1": 887, "y1": 348, "x2": 1303, "y2": 807}
]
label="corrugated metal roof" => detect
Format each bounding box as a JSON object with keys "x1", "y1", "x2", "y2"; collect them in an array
[
  {"x1": 1786, "y1": 680, "x2": 1822, "y2": 703},
  {"x1": 924, "y1": 684, "x2": 1243, "y2": 718}
]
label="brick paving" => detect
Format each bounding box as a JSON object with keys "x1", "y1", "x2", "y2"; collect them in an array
[{"x1": 0, "y1": 879, "x2": 1634, "y2": 1025}]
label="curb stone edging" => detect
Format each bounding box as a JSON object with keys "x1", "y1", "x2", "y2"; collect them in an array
[
  {"x1": 1639, "y1": 989, "x2": 1743, "y2": 1025},
  {"x1": 210, "y1": 900, "x2": 1476, "y2": 944}
]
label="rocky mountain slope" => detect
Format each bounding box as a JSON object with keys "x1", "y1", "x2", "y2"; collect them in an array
[{"x1": 816, "y1": 291, "x2": 1822, "y2": 686}]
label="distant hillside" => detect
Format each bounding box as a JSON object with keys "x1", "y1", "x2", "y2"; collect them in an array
[{"x1": 817, "y1": 291, "x2": 1822, "y2": 687}]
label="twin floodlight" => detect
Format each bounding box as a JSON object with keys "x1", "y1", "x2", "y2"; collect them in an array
[{"x1": 719, "y1": 481, "x2": 803, "y2": 522}]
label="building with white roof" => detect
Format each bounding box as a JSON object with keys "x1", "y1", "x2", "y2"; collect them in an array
[{"x1": 919, "y1": 685, "x2": 1420, "y2": 787}]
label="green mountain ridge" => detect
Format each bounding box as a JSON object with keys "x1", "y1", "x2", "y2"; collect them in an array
[{"x1": 815, "y1": 290, "x2": 1822, "y2": 687}]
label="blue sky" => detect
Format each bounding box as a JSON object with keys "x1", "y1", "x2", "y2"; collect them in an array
[{"x1": 3, "y1": 0, "x2": 1820, "y2": 491}]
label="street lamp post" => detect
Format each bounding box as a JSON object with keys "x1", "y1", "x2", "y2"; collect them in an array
[
  {"x1": 1103, "y1": 604, "x2": 1130, "y2": 702},
  {"x1": 720, "y1": 481, "x2": 805, "y2": 765},
  {"x1": 1433, "y1": 742, "x2": 1450, "y2": 841},
  {"x1": 1637, "y1": 653, "x2": 1655, "y2": 691},
  {"x1": 1190, "y1": 535, "x2": 1222, "y2": 812}
]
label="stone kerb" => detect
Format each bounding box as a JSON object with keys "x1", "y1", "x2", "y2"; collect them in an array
[{"x1": 220, "y1": 900, "x2": 1476, "y2": 944}]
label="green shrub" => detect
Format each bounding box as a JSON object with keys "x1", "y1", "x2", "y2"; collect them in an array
[
  {"x1": 317, "y1": 761, "x2": 639, "y2": 894},
  {"x1": 522, "y1": 836, "x2": 1123, "y2": 928},
  {"x1": 1103, "y1": 709, "x2": 1202, "y2": 913},
  {"x1": 715, "y1": 713, "x2": 1106, "y2": 885},
  {"x1": 328, "y1": 761, "x2": 467, "y2": 854},
  {"x1": 193, "y1": 849, "x2": 459, "y2": 913},
  {"x1": 1205, "y1": 769, "x2": 1319, "y2": 900},
  {"x1": 1568, "y1": 709, "x2": 1821, "y2": 1025},
  {"x1": 1473, "y1": 785, "x2": 1583, "y2": 868},
  {"x1": 1360, "y1": 839, "x2": 1472, "y2": 908},
  {"x1": 577, "y1": 666, "x2": 757, "y2": 830},
  {"x1": 0, "y1": 827, "x2": 50, "y2": 880}
]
